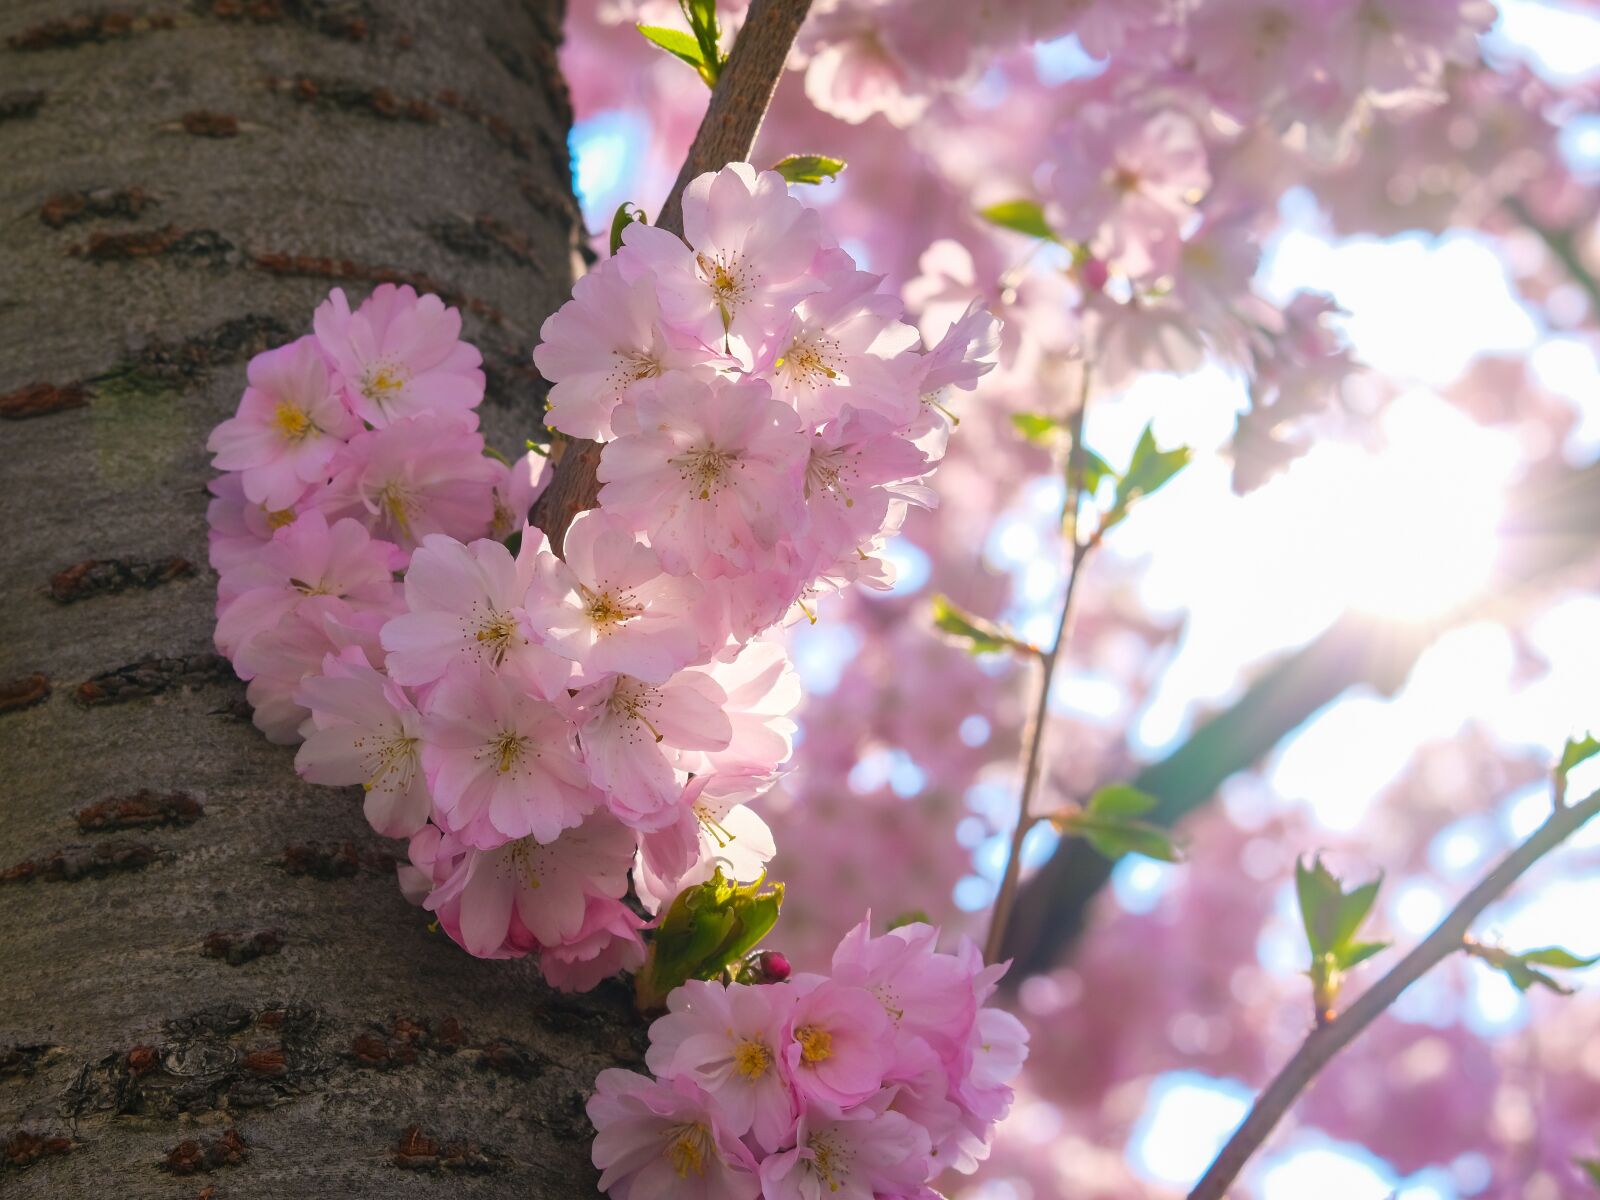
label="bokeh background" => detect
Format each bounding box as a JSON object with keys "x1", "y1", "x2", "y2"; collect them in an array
[{"x1": 561, "y1": 4, "x2": 1600, "y2": 1197}]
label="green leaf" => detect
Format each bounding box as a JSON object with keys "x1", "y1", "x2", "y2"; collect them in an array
[
  {"x1": 979, "y1": 199, "x2": 1057, "y2": 241},
  {"x1": 1087, "y1": 783, "x2": 1159, "y2": 819},
  {"x1": 772, "y1": 154, "x2": 846, "y2": 185},
  {"x1": 1332, "y1": 875, "x2": 1383, "y2": 950},
  {"x1": 1101, "y1": 423, "x2": 1191, "y2": 535},
  {"x1": 1074, "y1": 446, "x2": 1116, "y2": 497},
  {"x1": 1294, "y1": 856, "x2": 1345, "y2": 958},
  {"x1": 1010, "y1": 412, "x2": 1058, "y2": 444},
  {"x1": 1008, "y1": 414, "x2": 1114, "y2": 497},
  {"x1": 1340, "y1": 940, "x2": 1391, "y2": 970},
  {"x1": 930, "y1": 594, "x2": 1035, "y2": 657},
  {"x1": 1577, "y1": 1157, "x2": 1600, "y2": 1189},
  {"x1": 1056, "y1": 808, "x2": 1181, "y2": 864},
  {"x1": 634, "y1": 869, "x2": 785, "y2": 1010},
  {"x1": 1558, "y1": 734, "x2": 1600, "y2": 779},
  {"x1": 678, "y1": 0, "x2": 724, "y2": 84},
  {"x1": 1465, "y1": 941, "x2": 1599, "y2": 995},
  {"x1": 1520, "y1": 946, "x2": 1600, "y2": 969},
  {"x1": 637, "y1": 23, "x2": 706, "y2": 69},
  {"x1": 609, "y1": 202, "x2": 647, "y2": 256}
]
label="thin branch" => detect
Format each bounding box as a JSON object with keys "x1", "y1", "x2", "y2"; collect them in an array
[
  {"x1": 1188, "y1": 783, "x2": 1600, "y2": 1200},
  {"x1": 983, "y1": 363, "x2": 1093, "y2": 965},
  {"x1": 528, "y1": 0, "x2": 812, "y2": 555}
]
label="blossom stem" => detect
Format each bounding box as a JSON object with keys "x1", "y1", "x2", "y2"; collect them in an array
[
  {"x1": 531, "y1": 0, "x2": 813, "y2": 555},
  {"x1": 983, "y1": 364, "x2": 1094, "y2": 965},
  {"x1": 1188, "y1": 783, "x2": 1600, "y2": 1200}
]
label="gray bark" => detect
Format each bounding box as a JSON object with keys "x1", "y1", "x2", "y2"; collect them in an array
[{"x1": 0, "y1": 3, "x2": 643, "y2": 1194}]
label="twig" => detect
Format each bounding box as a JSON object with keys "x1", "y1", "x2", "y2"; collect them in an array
[
  {"x1": 528, "y1": 0, "x2": 813, "y2": 555},
  {"x1": 983, "y1": 363, "x2": 1094, "y2": 965},
  {"x1": 1188, "y1": 783, "x2": 1600, "y2": 1200}
]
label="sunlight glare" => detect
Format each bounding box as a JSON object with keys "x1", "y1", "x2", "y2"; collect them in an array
[{"x1": 1314, "y1": 393, "x2": 1517, "y2": 621}]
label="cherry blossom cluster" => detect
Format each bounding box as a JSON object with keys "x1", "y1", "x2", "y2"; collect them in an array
[
  {"x1": 204, "y1": 163, "x2": 999, "y2": 992},
  {"x1": 588, "y1": 917, "x2": 1027, "y2": 1199}
]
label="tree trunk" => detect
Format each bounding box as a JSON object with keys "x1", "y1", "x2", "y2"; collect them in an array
[{"x1": 0, "y1": 4, "x2": 641, "y2": 1195}]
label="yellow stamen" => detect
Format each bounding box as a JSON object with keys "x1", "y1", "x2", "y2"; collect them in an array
[
  {"x1": 796, "y1": 1024, "x2": 833, "y2": 1064},
  {"x1": 474, "y1": 612, "x2": 520, "y2": 666},
  {"x1": 491, "y1": 731, "x2": 526, "y2": 773},
  {"x1": 361, "y1": 364, "x2": 407, "y2": 405},
  {"x1": 666, "y1": 1124, "x2": 713, "y2": 1179},
  {"x1": 732, "y1": 1039, "x2": 772, "y2": 1080},
  {"x1": 273, "y1": 403, "x2": 314, "y2": 441}
]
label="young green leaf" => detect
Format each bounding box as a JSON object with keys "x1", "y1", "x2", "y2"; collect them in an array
[
  {"x1": 1057, "y1": 789, "x2": 1181, "y2": 864},
  {"x1": 609, "y1": 202, "x2": 647, "y2": 256},
  {"x1": 1466, "y1": 941, "x2": 1600, "y2": 995},
  {"x1": 634, "y1": 869, "x2": 785, "y2": 1010},
  {"x1": 1558, "y1": 734, "x2": 1599, "y2": 777},
  {"x1": 1578, "y1": 1158, "x2": 1600, "y2": 1189},
  {"x1": 1057, "y1": 810, "x2": 1182, "y2": 863},
  {"x1": 1100, "y1": 423, "x2": 1191, "y2": 535},
  {"x1": 930, "y1": 594, "x2": 1036, "y2": 657},
  {"x1": 1008, "y1": 413, "x2": 1115, "y2": 498},
  {"x1": 637, "y1": 23, "x2": 707, "y2": 70},
  {"x1": 1294, "y1": 856, "x2": 1389, "y2": 1021},
  {"x1": 1557, "y1": 733, "x2": 1600, "y2": 803},
  {"x1": 978, "y1": 199, "x2": 1057, "y2": 241},
  {"x1": 679, "y1": 0, "x2": 724, "y2": 85},
  {"x1": 772, "y1": 154, "x2": 846, "y2": 185},
  {"x1": 1087, "y1": 783, "x2": 1160, "y2": 819},
  {"x1": 1011, "y1": 412, "x2": 1058, "y2": 444}
]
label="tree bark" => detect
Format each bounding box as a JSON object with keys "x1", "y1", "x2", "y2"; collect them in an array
[{"x1": 0, "y1": 4, "x2": 642, "y2": 1195}]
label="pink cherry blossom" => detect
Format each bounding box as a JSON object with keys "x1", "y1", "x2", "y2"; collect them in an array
[
  {"x1": 588, "y1": 1070, "x2": 760, "y2": 1200},
  {"x1": 532, "y1": 259, "x2": 710, "y2": 440},
  {"x1": 619, "y1": 164, "x2": 828, "y2": 359},
  {"x1": 206, "y1": 471, "x2": 303, "y2": 577},
  {"x1": 634, "y1": 771, "x2": 776, "y2": 913},
  {"x1": 525, "y1": 509, "x2": 719, "y2": 684},
  {"x1": 755, "y1": 268, "x2": 921, "y2": 429},
  {"x1": 234, "y1": 602, "x2": 388, "y2": 745},
  {"x1": 207, "y1": 336, "x2": 357, "y2": 510},
  {"x1": 796, "y1": 414, "x2": 932, "y2": 572},
  {"x1": 597, "y1": 374, "x2": 808, "y2": 573},
  {"x1": 313, "y1": 284, "x2": 484, "y2": 426},
  {"x1": 379, "y1": 531, "x2": 564, "y2": 690},
  {"x1": 573, "y1": 668, "x2": 732, "y2": 829},
  {"x1": 214, "y1": 511, "x2": 402, "y2": 660},
  {"x1": 312, "y1": 412, "x2": 498, "y2": 554},
  {"x1": 830, "y1": 918, "x2": 978, "y2": 1064},
  {"x1": 489, "y1": 449, "x2": 553, "y2": 540},
  {"x1": 681, "y1": 640, "x2": 801, "y2": 778},
  {"x1": 757, "y1": 1101, "x2": 932, "y2": 1200},
  {"x1": 644, "y1": 979, "x2": 798, "y2": 1151},
  {"x1": 1051, "y1": 105, "x2": 1212, "y2": 279},
  {"x1": 783, "y1": 978, "x2": 895, "y2": 1108},
  {"x1": 419, "y1": 663, "x2": 594, "y2": 848},
  {"x1": 538, "y1": 895, "x2": 647, "y2": 992},
  {"x1": 422, "y1": 813, "x2": 635, "y2": 956},
  {"x1": 294, "y1": 647, "x2": 430, "y2": 837}
]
